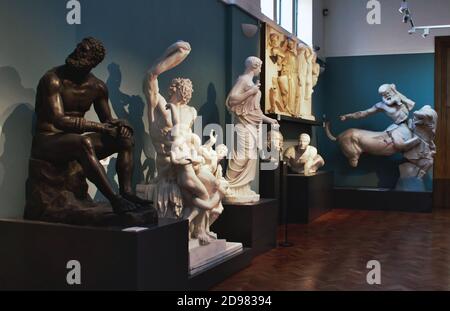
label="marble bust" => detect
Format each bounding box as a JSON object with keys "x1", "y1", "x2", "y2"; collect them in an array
[
  {"x1": 283, "y1": 133, "x2": 325, "y2": 176},
  {"x1": 266, "y1": 130, "x2": 284, "y2": 163}
]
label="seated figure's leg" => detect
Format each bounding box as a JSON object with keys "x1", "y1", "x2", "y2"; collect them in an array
[
  {"x1": 86, "y1": 133, "x2": 151, "y2": 207},
  {"x1": 33, "y1": 133, "x2": 116, "y2": 201},
  {"x1": 32, "y1": 133, "x2": 137, "y2": 214}
]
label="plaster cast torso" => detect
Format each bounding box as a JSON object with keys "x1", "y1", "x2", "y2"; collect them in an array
[
  {"x1": 284, "y1": 144, "x2": 325, "y2": 176},
  {"x1": 285, "y1": 145, "x2": 313, "y2": 168},
  {"x1": 375, "y1": 101, "x2": 411, "y2": 127}
]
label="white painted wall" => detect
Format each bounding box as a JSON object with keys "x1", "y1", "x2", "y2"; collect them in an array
[
  {"x1": 323, "y1": 0, "x2": 450, "y2": 57},
  {"x1": 313, "y1": 0, "x2": 325, "y2": 59},
  {"x1": 224, "y1": 0, "x2": 262, "y2": 16}
]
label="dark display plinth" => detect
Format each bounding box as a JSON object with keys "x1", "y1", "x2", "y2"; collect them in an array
[
  {"x1": 334, "y1": 187, "x2": 432, "y2": 213},
  {"x1": 212, "y1": 199, "x2": 278, "y2": 257},
  {"x1": 0, "y1": 218, "x2": 188, "y2": 290},
  {"x1": 285, "y1": 171, "x2": 334, "y2": 224}
]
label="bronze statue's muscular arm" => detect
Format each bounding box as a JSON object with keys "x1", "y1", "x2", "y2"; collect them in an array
[
  {"x1": 43, "y1": 73, "x2": 113, "y2": 135},
  {"x1": 93, "y1": 81, "x2": 114, "y2": 123},
  {"x1": 94, "y1": 80, "x2": 132, "y2": 137}
]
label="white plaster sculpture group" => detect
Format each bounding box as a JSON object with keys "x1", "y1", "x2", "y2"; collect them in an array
[
  {"x1": 140, "y1": 40, "x2": 434, "y2": 262},
  {"x1": 142, "y1": 41, "x2": 281, "y2": 249},
  {"x1": 326, "y1": 84, "x2": 437, "y2": 186},
  {"x1": 140, "y1": 41, "x2": 325, "y2": 244},
  {"x1": 143, "y1": 41, "x2": 229, "y2": 245},
  {"x1": 265, "y1": 26, "x2": 320, "y2": 120}
]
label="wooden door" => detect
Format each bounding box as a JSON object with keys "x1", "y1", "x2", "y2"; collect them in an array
[{"x1": 434, "y1": 36, "x2": 450, "y2": 208}]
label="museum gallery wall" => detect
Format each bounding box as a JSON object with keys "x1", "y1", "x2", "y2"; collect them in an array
[
  {"x1": 0, "y1": 0, "x2": 266, "y2": 219},
  {"x1": 0, "y1": 0, "x2": 438, "y2": 224},
  {"x1": 319, "y1": 54, "x2": 435, "y2": 190}
]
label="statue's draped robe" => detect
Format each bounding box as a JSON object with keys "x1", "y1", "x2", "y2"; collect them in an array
[{"x1": 225, "y1": 90, "x2": 263, "y2": 192}]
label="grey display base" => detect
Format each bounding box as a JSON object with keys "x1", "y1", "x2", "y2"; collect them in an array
[
  {"x1": 0, "y1": 218, "x2": 188, "y2": 290},
  {"x1": 334, "y1": 187, "x2": 432, "y2": 213},
  {"x1": 212, "y1": 199, "x2": 278, "y2": 257},
  {"x1": 188, "y1": 248, "x2": 252, "y2": 290},
  {"x1": 0, "y1": 216, "x2": 255, "y2": 290},
  {"x1": 189, "y1": 240, "x2": 243, "y2": 275},
  {"x1": 285, "y1": 171, "x2": 334, "y2": 224}
]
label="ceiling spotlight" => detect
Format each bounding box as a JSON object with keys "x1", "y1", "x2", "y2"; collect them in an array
[
  {"x1": 422, "y1": 28, "x2": 430, "y2": 38},
  {"x1": 399, "y1": 0, "x2": 409, "y2": 14}
]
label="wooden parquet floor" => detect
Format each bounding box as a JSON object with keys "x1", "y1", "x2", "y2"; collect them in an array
[{"x1": 213, "y1": 209, "x2": 450, "y2": 291}]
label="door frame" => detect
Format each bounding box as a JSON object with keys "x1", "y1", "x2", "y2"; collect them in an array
[{"x1": 433, "y1": 36, "x2": 450, "y2": 208}]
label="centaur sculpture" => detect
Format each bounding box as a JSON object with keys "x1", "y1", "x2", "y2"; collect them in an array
[{"x1": 325, "y1": 84, "x2": 437, "y2": 188}]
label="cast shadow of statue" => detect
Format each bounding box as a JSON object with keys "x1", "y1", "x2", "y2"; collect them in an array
[
  {"x1": 0, "y1": 67, "x2": 35, "y2": 218},
  {"x1": 95, "y1": 63, "x2": 154, "y2": 201},
  {"x1": 335, "y1": 151, "x2": 400, "y2": 189},
  {"x1": 198, "y1": 83, "x2": 220, "y2": 135}
]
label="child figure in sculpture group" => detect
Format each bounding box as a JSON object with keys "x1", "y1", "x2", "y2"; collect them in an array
[{"x1": 170, "y1": 134, "x2": 208, "y2": 201}]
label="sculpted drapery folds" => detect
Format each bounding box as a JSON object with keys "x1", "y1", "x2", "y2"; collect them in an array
[
  {"x1": 224, "y1": 56, "x2": 279, "y2": 204},
  {"x1": 265, "y1": 26, "x2": 321, "y2": 120}
]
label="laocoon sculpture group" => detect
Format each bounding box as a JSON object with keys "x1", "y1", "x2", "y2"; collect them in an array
[{"x1": 143, "y1": 41, "x2": 234, "y2": 245}]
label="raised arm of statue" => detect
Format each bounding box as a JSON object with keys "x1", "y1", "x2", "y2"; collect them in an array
[
  {"x1": 340, "y1": 105, "x2": 381, "y2": 122},
  {"x1": 144, "y1": 41, "x2": 191, "y2": 110},
  {"x1": 203, "y1": 130, "x2": 218, "y2": 149}
]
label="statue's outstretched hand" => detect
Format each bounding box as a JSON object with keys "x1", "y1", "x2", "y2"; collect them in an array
[{"x1": 166, "y1": 41, "x2": 191, "y2": 56}]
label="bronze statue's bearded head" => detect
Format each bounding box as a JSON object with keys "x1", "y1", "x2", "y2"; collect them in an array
[{"x1": 66, "y1": 37, "x2": 106, "y2": 72}]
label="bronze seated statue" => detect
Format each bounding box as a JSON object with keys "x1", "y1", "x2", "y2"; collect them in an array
[{"x1": 24, "y1": 37, "x2": 157, "y2": 226}]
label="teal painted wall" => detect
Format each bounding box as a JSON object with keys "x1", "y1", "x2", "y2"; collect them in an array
[
  {"x1": 0, "y1": 0, "x2": 264, "y2": 214},
  {"x1": 76, "y1": 0, "x2": 261, "y2": 199},
  {"x1": 318, "y1": 53, "x2": 435, "y2": 190},
  {"x1": 0, "y1": 0, "x2": 76, "y2": 218}
]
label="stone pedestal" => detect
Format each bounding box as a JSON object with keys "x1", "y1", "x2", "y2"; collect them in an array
[
  {"x1": 25, "y1": 158, "x2": 157, "y2": 226},
  {"x1": 285, "y1": 171, "x2": 333, "y2": 224},
  {"x1": 212, "y1": 199, "x2": 278, "y2": 257},
  {"x1": 0, "y1": 218, "x2": 187, "y2": 290},
  {"x1": 334, "y1": 187, "x2": 432, "y2": 213}
]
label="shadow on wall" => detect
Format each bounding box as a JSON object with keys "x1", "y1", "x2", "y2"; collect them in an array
[
  {"x1": 199, "y1": 83, "x2": 220, "y2": 128},
  {"x1": 0, "y1": 67, "x2": 35, "y2": 218},
  {"x1": 95, "y1": 62, "x2": 154, "y2": 201}
]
